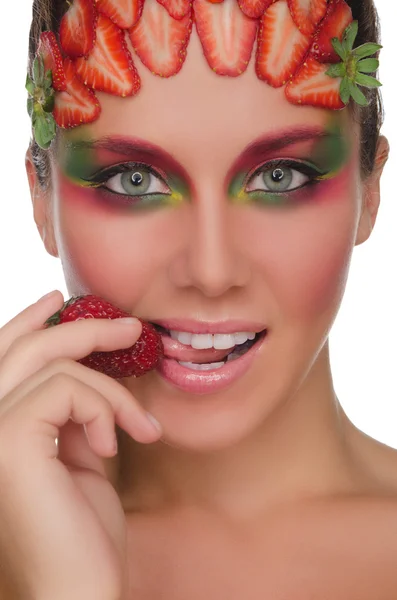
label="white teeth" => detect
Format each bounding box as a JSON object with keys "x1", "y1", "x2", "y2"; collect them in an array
[
  {"x1": 178, "y1": 361, "x2": 225, "y2": 370},
  {"x1": 169, "y1": 330, "x2": 257, "y2": 349},
  {"x1": 171, "y1": 331, "x2": 193, "y2": 345},
  {"x1": 191, "y1": 334, "x2": 213, "y2": 349},
  {"x1": 213, "y1": 334, "x2": 236, "y2": 349}
]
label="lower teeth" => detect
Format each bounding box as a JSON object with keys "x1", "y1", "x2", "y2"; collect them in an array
[{"x1": 178, "y1": 361, "x2": 225, "y2": 370}]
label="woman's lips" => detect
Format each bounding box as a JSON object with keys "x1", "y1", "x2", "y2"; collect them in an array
[{"x1": 161, "y1": 334, "x2": 235, "y2": 363}]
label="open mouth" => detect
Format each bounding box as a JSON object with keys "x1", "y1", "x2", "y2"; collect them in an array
[{"x1": 152, "y1": 325, "x2": 268, "y2": 370}]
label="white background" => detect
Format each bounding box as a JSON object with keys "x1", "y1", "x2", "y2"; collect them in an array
[{"x1": 0, "y1": 1, "x2": 396, "y2": 447}]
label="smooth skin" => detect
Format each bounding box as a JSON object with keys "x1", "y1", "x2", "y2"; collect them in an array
[{"x1": 1, "y1": 22, "x2": 396, "y2": 600}]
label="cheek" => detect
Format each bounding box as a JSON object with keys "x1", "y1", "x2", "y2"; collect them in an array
[
  {"x1": 236, "y1": 164, "x2": 361, "y2": 323},
  {"x1": 53, "y1": 173, "x2": 176, "y2": 306}
]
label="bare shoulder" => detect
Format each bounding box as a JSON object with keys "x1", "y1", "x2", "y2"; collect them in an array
[{"x1": 351, "y1": 426, "x2": 397, "y2": 497}]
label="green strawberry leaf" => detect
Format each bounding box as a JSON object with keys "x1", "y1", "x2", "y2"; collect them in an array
[
  {"x1": 355, "y1": 73, "x2": 382, "y2": 88},
  {"x1": 331, "y1": 37, "x2": 348, "y2": 61},
  {"x1": 43, "y1": 92, "x2": 55, "y2": 113},
  {"x1": 25, "y1": 74, "x2": 35, "y2": 97},
  {"x1": 44, "y1": 69, "x2": 53, "y2": 91},
  {"x1": 352, "y1": 42, "x2": 382, "y2": 59},
  {"x1": 357, "y1": 58, "x2": 379, "y2": 73},
  {"x1": 34, "y1": 113, "x2": 56, "y2": 150},
  {"x1": 348, "y1": 81, "x2": 368, "y2": 106},
  {"x1": 343, "y1": 21, "x2": 359, "y2": 53},
  {"x1": 27, "y1": 98, "x2": 34, "y2": 118},
  {"x1": 325, "y1": 63, "x2": 346, "y2": 78},
  {"x1": 340, "y1": 77, "x2": 351, "y2": 105},
  {"x1": 33, "y1": 56, "x2": 44, "y2": 85}
]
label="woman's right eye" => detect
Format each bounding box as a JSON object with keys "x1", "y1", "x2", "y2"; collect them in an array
[{"x1": 102, "y1": 166, "x2": 171, "y2": 197}]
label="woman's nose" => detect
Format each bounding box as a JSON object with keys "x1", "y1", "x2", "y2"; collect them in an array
[{"x1": 169, "y1": 184, "x2": 252, "y2": 297}]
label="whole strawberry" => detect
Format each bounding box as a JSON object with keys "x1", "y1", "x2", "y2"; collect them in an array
[{"x1": 44, "y1": 295, "x2": 163, "y2": 378}]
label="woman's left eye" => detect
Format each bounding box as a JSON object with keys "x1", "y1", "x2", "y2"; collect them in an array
[
  {"x1": 103, "y1": 167, "x2": 171, "y2": 196},
  {"x1": 245, "y1": 164, "x2": 313, "y2": 194}
]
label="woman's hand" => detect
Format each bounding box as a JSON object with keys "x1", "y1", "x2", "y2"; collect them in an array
[{"x1": 0, "y1": 291, "x2": 161, "y2": 600}]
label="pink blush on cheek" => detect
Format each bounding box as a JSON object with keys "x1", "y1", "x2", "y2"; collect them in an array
[
  {"x1": 56, "y1": 172, "x2": 120, "y2": 216},
  {"x1": 53, "y1": 170, "x2": 177, "y2": 306},
  {"x1": 53, "y1": 173, "x2": 134, "y2": 294},
  {"x1": 285, "y1": 163, "x2": 361, "y2": 320}
]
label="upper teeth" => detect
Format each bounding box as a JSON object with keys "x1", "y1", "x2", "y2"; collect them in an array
[{"x1": 169, "y1": 331, "x2": 257, "y2": 350}]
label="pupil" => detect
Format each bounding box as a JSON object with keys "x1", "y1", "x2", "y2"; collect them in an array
[
  {"x1": 272, "y1": 168, "x2": 284, "y2": 182},
  {"x1": 131, "y1": 172, "x2": 143, "y2": 186}
]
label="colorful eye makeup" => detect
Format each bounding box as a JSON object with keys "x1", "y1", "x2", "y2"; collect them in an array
[
  {"x1": 59, "y1": 137, "x2": 189, "y2": 211},
  {"x1": 59, "y1": 118, "x2": 350, "y2": 212},
  {"x1": 229, "y1": 159, "x2": 327, "y2": 207},
  {"x1": 229, "y1": 118, "x2": 350, "y2": 207}
]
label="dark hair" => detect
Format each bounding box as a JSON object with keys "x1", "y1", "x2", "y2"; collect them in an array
[{"x1": 28, "y1": 0, "x2": 384, "y2": 188}]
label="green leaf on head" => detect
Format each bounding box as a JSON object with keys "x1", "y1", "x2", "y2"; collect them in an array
[{"x1": 326, "y1": 21, "x2": 382, "y2": 108}]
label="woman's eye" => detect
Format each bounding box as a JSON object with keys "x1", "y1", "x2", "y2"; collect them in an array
[
  {"x1": 103, "y1": 168, "x2": 171, "y2": 196},
  {"x1": 245, "y1": 165, "x2": 310, "y2": 194}
]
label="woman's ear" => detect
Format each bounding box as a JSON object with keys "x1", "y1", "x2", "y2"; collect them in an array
[
  {"x1": 25, "y1": 149, "x2": 59, "y2": 258},
  {"x1": 355, "y1": 135, "x2": 390, "y2": 246}
]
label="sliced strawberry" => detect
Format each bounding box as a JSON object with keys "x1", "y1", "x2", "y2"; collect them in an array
[
  {"x1": 53, "y1": 58, "x2": 101, "y2": 128},
  {"x1": 287, "y1": 0, "x2": 328, "y2": 36},
  {"x1": 194, "y1": 0, "x2": 258, "y2": 76},
  {"x1": 238, "y1": 0, "x2": 274, "y2": 19},
  {"x1": 59, "y1": 0, "x2": 96, "y2": 58},
  {"x1": 75, "y1": 14, "x2": 141, "y2": 96},
  {"x1": 256, "y1": 0, "x2": 311, "y2": 88},
  {"x1": 129, "y1": 1, "x2": 193, "y2": 77},
  {"x1": 311, "y1": 0, "x2": 353, "y2": 63},
  {"x1": 285, "y1": 57, "x2": 344, "y2": 109},
  {"x1": 95, "y1": 0, "x2": 144, "y2": 29},
  {"x1": 37, "y1": 31, "x2": 67, "y2": 91},
  {"x1": 156, "y1": 0, "x2": 191, "y2": 20}
]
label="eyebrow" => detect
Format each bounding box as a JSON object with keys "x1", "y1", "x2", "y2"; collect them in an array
[
  {"x1": 227, "y1": 126, "x2": 341, "y2": 178},
  {"x1": 66, "y1": 126, "x2": 339, "y2": 183},
  {"x1": 66, "y1": 135, "x2": 193, "y2": 186}
]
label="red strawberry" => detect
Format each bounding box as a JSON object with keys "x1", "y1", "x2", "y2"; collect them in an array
[
  {"x1": 53, "y1": 58, "x2": 101, "y2": 128},
  {"x1": 95, "y1": 0, "x2": 144, "y2": 29},
  {"x1": 311, "y1": 0, "x2": 353, "y2": 63},
  {"x1": 156, "y1": 0, "x2": 191, "y2": 20},
  {"x1": 193, "y1": 0, "x2": 258, "y2": 76},
  {"x1": 237, "y1": 0, "x2": 274, "y2": 19},
  {"x1": 129, "y1": 1, "x2": 193, "y2": 77},
  {"x1": 287, "y1": 0, "x2": 328, "y2": 35},
  {"x1": 45, "y1": 295, "x2": 164, "y2": 379},
  {"x1": 256, "y1": 0, "x2": 311, "y2": 87},
  {"x1": 59, "y1": 0, "x2": 96, "y2": 58},
  {"x1": 75, "y1": 14, "x2": 141, "y2": 96},
  {"x1": 285, "y1": 56, "x2": 344, "y2": 109},
  {"x1": 37, "y1": 31, "x2": 67, "y2": 91}
]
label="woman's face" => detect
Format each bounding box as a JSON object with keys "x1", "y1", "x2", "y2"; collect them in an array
[{"x1": 45, "y1": 28, "x2": 369, "y2": 451}]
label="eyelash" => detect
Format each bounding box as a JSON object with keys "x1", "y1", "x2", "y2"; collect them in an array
[
  {"x1": 84, "y1": 158, "x2": 324, "y2": 205},
  {"x1": 86, "y1": 162, "x2": 171, "y2": 198},
  {"x1": 243, "y1": 159, "x2": 323, "y2": 195}
]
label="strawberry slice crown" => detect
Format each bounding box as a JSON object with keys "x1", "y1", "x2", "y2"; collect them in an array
[{"x1": 26, "y1": 0, "x2": 382, "y2": 150}]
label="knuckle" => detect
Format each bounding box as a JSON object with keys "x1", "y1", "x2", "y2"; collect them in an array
[{"x1": 46, "y1": 371, "x2": 77, "y2": 393}]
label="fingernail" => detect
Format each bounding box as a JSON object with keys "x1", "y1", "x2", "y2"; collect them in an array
[
  {"x1": 113, "y1": 318, "x2": 140, "y2": 326},
  {"x1": 146, "y1": 412, "x2": 162, "y2": 433},
  {"x1": 38, "y1": 290, "x2": 58, "y2": 302}
]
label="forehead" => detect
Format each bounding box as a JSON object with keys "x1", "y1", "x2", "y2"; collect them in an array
[{"x1": 62, "y1": 28, "x2": 357, "y2": 164}]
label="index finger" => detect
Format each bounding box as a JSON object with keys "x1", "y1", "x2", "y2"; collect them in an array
[{"x1": 0, "y1": 291, "x2": 64, "y2": 360}]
